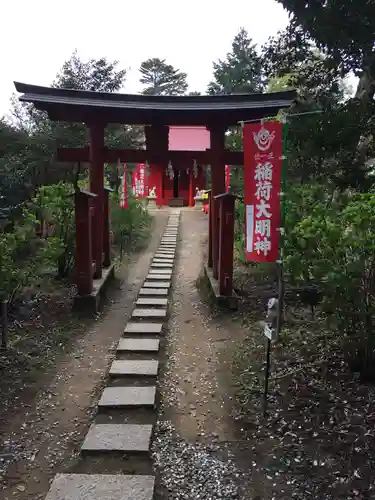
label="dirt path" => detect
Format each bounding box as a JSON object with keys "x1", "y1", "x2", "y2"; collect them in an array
[
  {"x1": 0, "y1": 212, "x2": 168, "y2": 500},
  {"x1": 154, "y1": 210, "x2": 251, "y2": 499}
]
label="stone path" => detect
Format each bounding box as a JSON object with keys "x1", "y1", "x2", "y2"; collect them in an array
[{"x1": 43, "y1": 211, "x2": 181, "y2": 499}]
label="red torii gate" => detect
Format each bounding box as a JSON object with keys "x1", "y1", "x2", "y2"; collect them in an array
[{"x1": 15, "y1": 82, "x2": 295, "y2": 307}]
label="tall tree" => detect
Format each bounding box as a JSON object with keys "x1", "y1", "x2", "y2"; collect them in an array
[
  {"x1": 262, "y1": 25, "x2": 374, "y2": 190},
  {"x1": 273, "y1": 0, "x2": 375, "y2": 102},
  {"x1": 3, "y1": 51, "x2": 137, "y2": 211},
  {"x1": 139, "y1": 58, "x2": 188, "y2": 95},
  {"x1": 53, "y1": 50, "x2": 126, "y2": 92},
  {"x1": 207, "y1": 28, "x2": 265, "y2": 95}
]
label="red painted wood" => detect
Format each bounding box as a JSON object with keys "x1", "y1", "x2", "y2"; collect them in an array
[
  {"x1": 207, "y1": 190, "x2": 213, "y2": 268},
  {"x1": 56, "y1": 147, "x2": 244, "y2": 166},
  {"x1": 209, "y1": 125, "x2": 226, "y2": 279},
  {"x1": 188, "y1": 168, "x2": 193, "y2": 207},
  {"x1": 89, "y1": 123, "x2": 105, "y2": 279},
  {"x1": 75, "y1": 191, "x2": 96, "y2": 296},
  {"x1": 103, "y1": 187, "x2": 112, "y2": 267},
  {"x1": 216, "y1": 193, "x2": 236, "y2": 296}
]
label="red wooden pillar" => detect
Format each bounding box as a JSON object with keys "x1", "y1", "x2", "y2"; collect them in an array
[
  {"x1": 103, "y1": 187, "x2": 113, "y2": 268},
  {"x1": 89, "y1": 122, "x2": 105, "y2": 279},
  {"x1": 188, "y1": 167, "x2": 194, "y2": 207},
  {"x1": 145, "y1": 125, "x2": 169, "y2": 206},
  {"x1": 209, "y1": 124, "x2": 226, "y2": 279},
  {"x1": 75, "y1": 190, "x2": 97, "y2": 295},
  {"x1": 206, "y1": 189, "x2": 213, "y2": 267},
  {"x1": 214, "y1": 193, "x2": 236, "y2": 296}
]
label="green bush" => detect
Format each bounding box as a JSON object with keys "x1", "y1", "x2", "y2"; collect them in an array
[
  {"x1": 284, "y1": 183, "x2": 375, "y2": 377},
  {"x1": 0, "y1": 209, "x2": 59, "y2": 304},
  {"x1": 110, "y1": 193, "x2": 151, "y2": 256},
  {"x1": 32, "y1": 182, "x2": 76, "y2": 278}
]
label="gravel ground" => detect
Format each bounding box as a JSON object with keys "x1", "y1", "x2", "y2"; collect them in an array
[
  {"x1": 153, "y1": 420, "x2": 240, "y2": 500},
  {"x1": 154, "y1": 210, "x2": 250, "y2": 499}
]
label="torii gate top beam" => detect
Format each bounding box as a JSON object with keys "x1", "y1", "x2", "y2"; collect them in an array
[{"x1": 14, "y1": 82, "x2": 296, "y2": 126}]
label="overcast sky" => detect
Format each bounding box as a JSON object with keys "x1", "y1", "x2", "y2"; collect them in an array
[{"x1": 1, "y1": 0, "x2": 289, "y2": 116}]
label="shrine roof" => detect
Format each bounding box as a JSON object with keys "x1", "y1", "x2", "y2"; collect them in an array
[{"x1": 14, "y1": 82, "x2": 297, "y2": 126}]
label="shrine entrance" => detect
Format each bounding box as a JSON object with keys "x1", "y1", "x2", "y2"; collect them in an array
[{"x1": 14, "y1": 82, "x2": 295, "y2": 307}]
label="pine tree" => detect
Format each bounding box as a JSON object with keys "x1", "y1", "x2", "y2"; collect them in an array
[
  {"x1": 207, "y1": 28, "x2": 265, "y2": 95},
  {"x1": 139, "y1": 58, "x2": 188, "y2": 95}
]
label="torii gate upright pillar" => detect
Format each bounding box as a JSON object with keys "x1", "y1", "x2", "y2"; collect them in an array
[
  {"x1": 209, "y1": 124, "x2": 226, "y2": 279},
  {"x1": 88, "y1": 122, "x2": 105, "y2": 279}
]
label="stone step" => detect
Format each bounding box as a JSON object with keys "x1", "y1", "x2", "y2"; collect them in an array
[
  {"x1": 124, "y1": 322, "x2": 163, "y2": 334},
  {"x1": 139, "y1": 287, "x2": 169, "y2": 296},
  {"x1": 147, "y1": 274, "x2": 172, "y2": 281},
  {"x1": 132, "y1": 308, "x2": 167, "y2": 319},
  {"x1": 117, "y1": 338, "x2": 160, "y2": 352},
  {"x1": 151, "y1": 262, "x2": 173, "y2": 268},
  {"x1": 136, "y1": 297, "x2": 168, "y2": 307},
  {"x1": 45, "y1": 474, "x2": 155, "y2": 500},
  {"x1": 149, "y1": 267, "x2": 173, "y2": 273},
  {"x1": 98, "y1": 386, "x2": 156, "y2": 408},
  {"x1": 148, "y1": 268, "x2": 173, "y2": 274},
  {"x1": 81, "y1": 423, "x2": 152, "y2": 453},
  {"x1": 161, "y1": 238, "x2": 177, "y2": 243},
  {"x1": 155, "y1": 250, "x2": 175, "y2": 254},
  {"x1": 143, "y1": 281, "x2": 171, "y2": 288},
  {"x1": 109, "y1": 359, "x2": 159, "y2": 376}
]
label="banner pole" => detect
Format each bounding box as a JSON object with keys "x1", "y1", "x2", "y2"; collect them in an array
[{"x1": 276, "y1": 122, "x2": 288, "y2": 339}]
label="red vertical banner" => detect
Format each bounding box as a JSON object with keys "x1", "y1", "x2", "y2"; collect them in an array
[
  {"x1": 225, "y1": 165, "x2": 230, "y2": 192},
  {"x1": 132, "y1": 164, "x2": 148, "y2": 199},
  {"x1": 120, "y1": 163, "x2": 128, "y2": 209},
  {"x1": 138, "y1": 163, "x2": 148, "y2": 198},
  {"x1": 243, "y1": 122, "x2": 282, "y2": 262},
  {"x1": 131, "y1": 169, "x2": 137, "y2": 196}
]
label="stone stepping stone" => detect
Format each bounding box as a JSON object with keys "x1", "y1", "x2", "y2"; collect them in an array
[
  {"x1": 117, "y1": 337, "x2": 160, "y2": 352},
  {"x1": 147, "y1": 268, "x2": 172, "y2": 280},
  {"x1": 139, "y1": 288, "x2": 169, "y2": 296},
  {"x1": 151, "y1": 262, "x2": 173, "y2": 268},
  {"x1": 132, "y1": 308, "x2": 167, "y2": 318},
  {"x1": 45, "y1": 474, "x2": 155, "y2": 500},
  {"x1": 143, "y1": 281, "x2": 171, "y2": 288},
  {"x1": 81, "y1": 423, "x2": 152, "y2": 452},
  {"x1": 124, "y1": 322, "x2": 163, "y2": 334},
  {"x1": 136, "y1": 297, "x2": 168, "y2": 306},
  {"x1": 98, "y1": 386, "x2": 156, "y2": 408},
  {"x1": 147, "y1": 274, "x2": 172, "y2": 281},
  {"x1": 109, "y1": 359, "x2": 159, "y2": 376}
]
